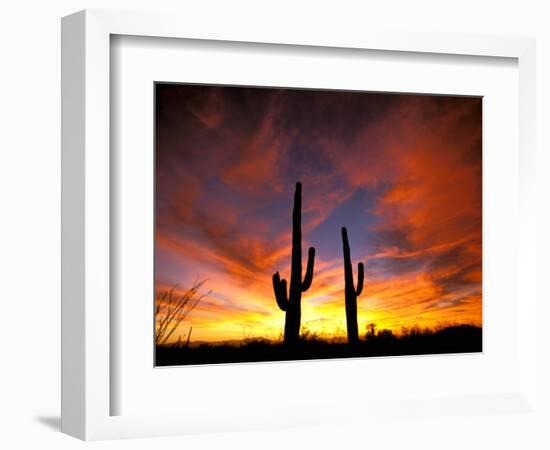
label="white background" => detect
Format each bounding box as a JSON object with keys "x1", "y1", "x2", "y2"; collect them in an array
[{"x1": 1, "y1": 1, "x2": 549, "y2": 449}]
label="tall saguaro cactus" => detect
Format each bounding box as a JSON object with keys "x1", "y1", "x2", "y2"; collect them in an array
[
  {"x1": 273, "y1": 182, "x2": 316, "y2": 345},
  {"x1": 341, "y1": 227, "x2": 364, "y2": 344}
]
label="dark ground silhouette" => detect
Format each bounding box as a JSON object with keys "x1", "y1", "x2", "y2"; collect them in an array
[{"x1": 155, "y1": 324, "x2": 482, "y2": 366}]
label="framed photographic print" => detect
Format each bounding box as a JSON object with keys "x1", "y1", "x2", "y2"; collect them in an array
[
  {"x1": 153, "y1": 83, "x2": 483, "y2": 367},
  {"x1": 62, "y1": 9, "x2": 539, "y2": 442}
]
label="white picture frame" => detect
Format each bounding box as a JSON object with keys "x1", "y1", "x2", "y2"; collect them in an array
[{"x1": 61, "y1": 9, "x2": 538, "y2": 441}]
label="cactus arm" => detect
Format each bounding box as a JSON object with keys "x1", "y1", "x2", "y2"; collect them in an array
[
  {"x1": 301, "y1": 247, "x2": 315, "y2": 291},
  {"x1": 356, "y1": 262, "x2": 364, "y2": 296},
  {"x1": 273, "y1": 272, "x2": 289, "y2": 311}
]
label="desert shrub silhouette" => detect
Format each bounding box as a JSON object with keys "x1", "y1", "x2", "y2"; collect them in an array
[
  {"x1": 272, "y1": 182, "x2": 316, "y2": 345},
  {"x1": 155, "y1": 280, "x2": 210, "y2": 346}
]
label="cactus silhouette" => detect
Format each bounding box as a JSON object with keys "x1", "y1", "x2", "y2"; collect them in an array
[
  {"x1": 341, "y1": 227, "x2": 364, "y2": 344},
  {"x1": 273, "y1": 182, "x2": 316, "y2": 345}
]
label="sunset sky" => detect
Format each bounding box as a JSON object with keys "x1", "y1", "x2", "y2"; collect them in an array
[{"x1": 155, "y1": 84, "x2": 482, "y2": 344}]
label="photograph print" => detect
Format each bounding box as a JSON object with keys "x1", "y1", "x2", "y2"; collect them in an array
[{"x1": 154, "y1": 83, "x2": 482, "y2": 366}]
